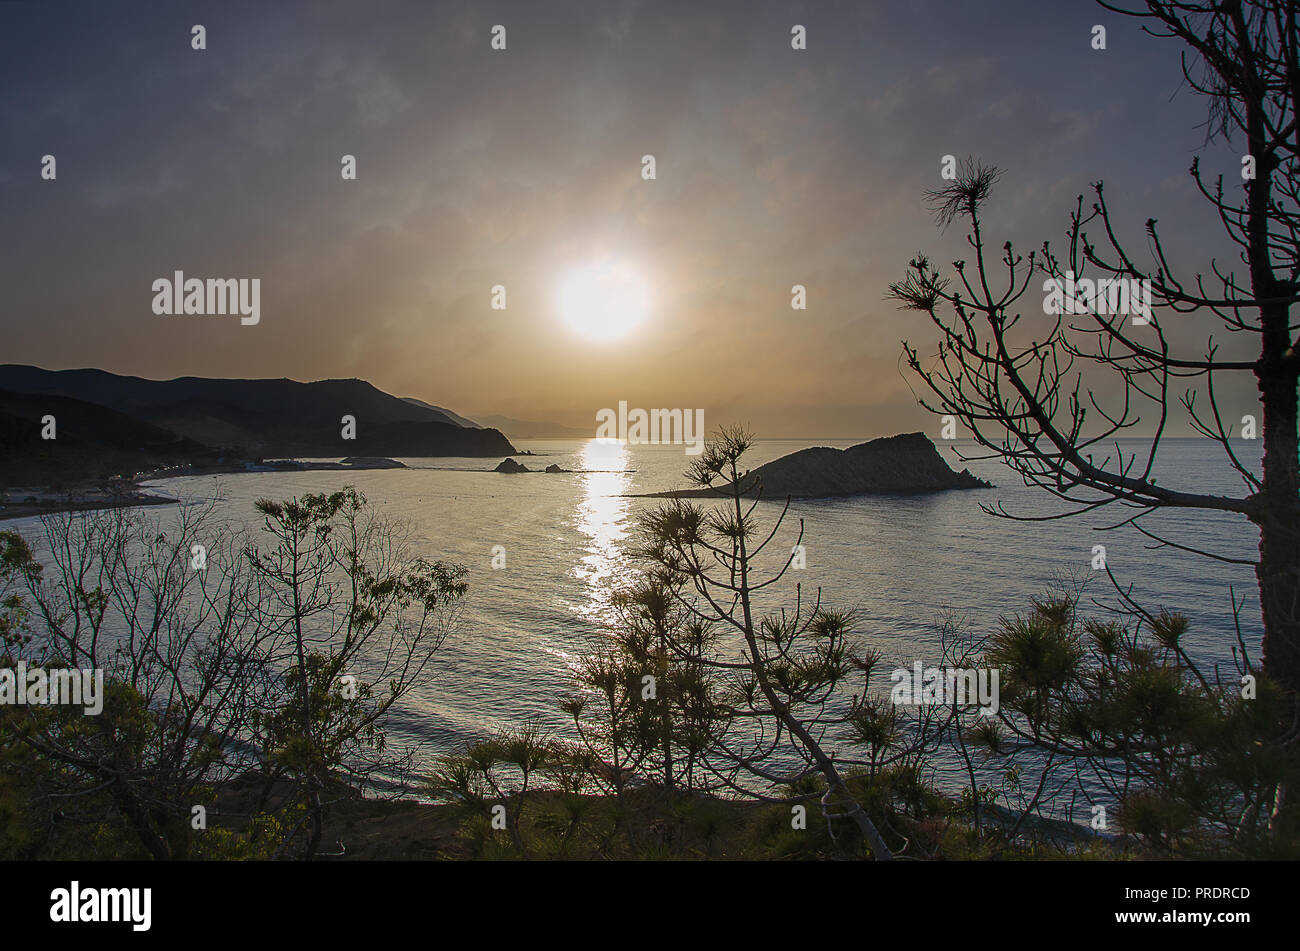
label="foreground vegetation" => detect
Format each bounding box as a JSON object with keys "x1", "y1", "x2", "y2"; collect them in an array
[{"x1": 1, "y1": 429, "x2": 1295, "y2": 861}]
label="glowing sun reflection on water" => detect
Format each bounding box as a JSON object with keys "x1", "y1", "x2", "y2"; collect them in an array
[{"x1": 573, "y1": 438, "x2": 631, "y2": 625}]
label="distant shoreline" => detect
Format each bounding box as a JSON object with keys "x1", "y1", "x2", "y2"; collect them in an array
[
  {"x1": 0, "y1": 486, "x2": 177, "y2": 521},
  {"x1": 0, "y1": 456, "x2": 409, "y2": 521}
]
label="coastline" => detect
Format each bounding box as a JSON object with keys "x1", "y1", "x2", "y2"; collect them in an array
[
  {"x1": 0, "y1": 456, "x2": 408, "y2": 522},
  {"x1": 0, "y1": 486, "x2": 178, "y2": 521}
]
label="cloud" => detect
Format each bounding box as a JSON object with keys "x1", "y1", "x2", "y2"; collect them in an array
[{"x1": 0, "y1": 0, "x2": 1251, "y2": 436}]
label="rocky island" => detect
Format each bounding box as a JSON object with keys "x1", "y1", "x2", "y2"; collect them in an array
[
  {"x1": 643, "y1": 433, "x2": 991, "y2": 499},
  {"x1": 492, "y1": 458, "x2": 572, "y2": 474}
]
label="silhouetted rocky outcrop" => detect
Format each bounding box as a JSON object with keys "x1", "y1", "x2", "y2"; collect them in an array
[
  {"x1": 494, "y1": 458, "x2": 530, "y2": 473},
  {"x1": 645, "y1": 433, "x2": 992, "y2": 499},
  {"x1": 340, "y1": 456, "x2": 406, "y2": 468}
]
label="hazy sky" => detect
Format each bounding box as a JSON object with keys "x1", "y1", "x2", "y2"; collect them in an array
[{"x1": 0, "y1": 0, "x2": 1255, "y2": 436}]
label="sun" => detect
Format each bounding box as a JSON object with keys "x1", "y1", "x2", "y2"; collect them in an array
[{"x1": 558, "y1": 259, "x2": 650, "y2": 341}]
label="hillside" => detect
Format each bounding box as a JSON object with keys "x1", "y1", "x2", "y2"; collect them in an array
[
  {"x1": 0, "y1": 365, "x2": 515, "y2": 463},
  {"x1": 400, "y1": 397, "x2": 479, "y2": 428},
  {"x1": 0, "y1": 388, "x2": 215, "y2": 486},
  {"x1": 472, "y1": 414, "x2": 589, "y2": 438}
]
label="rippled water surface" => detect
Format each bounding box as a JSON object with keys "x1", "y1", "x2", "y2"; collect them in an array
[{"x1": 3, "y1": 437, "x2": 1264, "y2": 784}]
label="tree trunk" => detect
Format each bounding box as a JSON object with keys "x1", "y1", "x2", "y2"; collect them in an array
[
  {"x1": 728, "y1": 469, "x2": 893, "y2": 860},
  {"x1": 1253, "y1": 305, "x2": 1300, "y2": 697},
  {"x1": 110, "y1": 778, "x2": 171, "y2": 861},
  {"x1": 1237, "y1": 72, "x2": 1300, "y2": 696},
  {"x1": 1242, "y1": 82, "x2": 1300, "y2": 700}
]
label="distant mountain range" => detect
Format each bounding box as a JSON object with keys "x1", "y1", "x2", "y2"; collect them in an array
[
  {"x1": 400, "y1": 397, "x2": 480, "y2": 429},
  {"x1": 0, "y1": 365, "x2": 516, "y2": 486},
  {"x1": 398, "y1": 401, "x2": 587, "y2": 438},
  {"x1": 469, "y1": 414, "x2": 590, "y2": 438}
]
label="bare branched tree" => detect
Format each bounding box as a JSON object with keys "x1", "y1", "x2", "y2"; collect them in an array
[
  {"x1": 891, "y1": 0, "x2": 1300, "y2": 708},
  {"x1": 0, "y1": 503, "x2": 273, "y2": 859}
]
